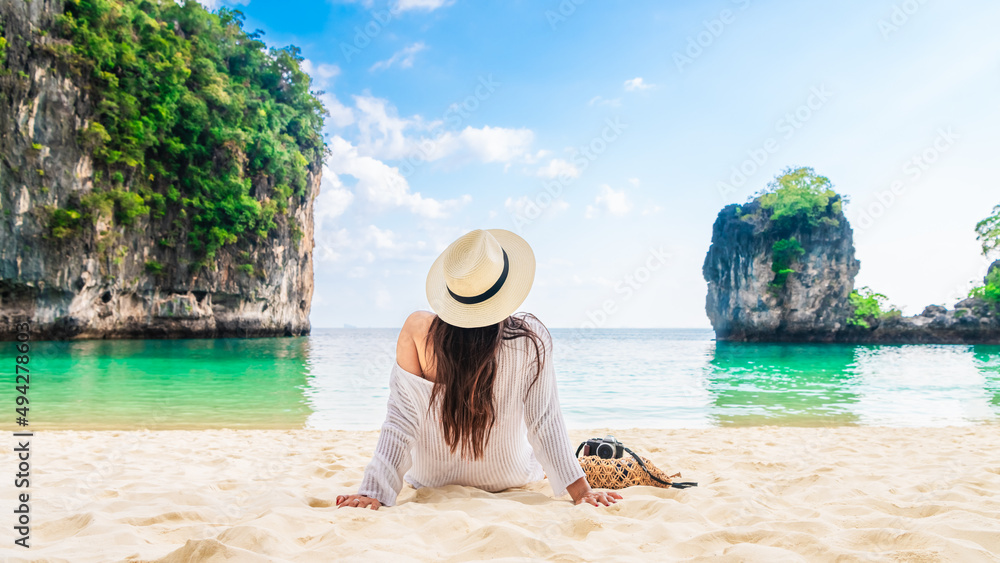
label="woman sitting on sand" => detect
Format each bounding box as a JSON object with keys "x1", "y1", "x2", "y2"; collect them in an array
[{"x1": 336, "y1": 229, "x2": 622, "y2": 510}]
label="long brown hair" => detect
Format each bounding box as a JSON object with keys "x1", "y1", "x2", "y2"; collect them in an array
[{"x1": 425, "y1": 312, "x2": 548, "y2": 461}]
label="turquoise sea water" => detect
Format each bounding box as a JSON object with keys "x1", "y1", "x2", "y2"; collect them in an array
[{"x1": 6, "y1": 328, "x2": 1000, "y2": 430}]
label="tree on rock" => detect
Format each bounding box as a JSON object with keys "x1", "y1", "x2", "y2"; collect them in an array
[{"x1": 976, "y1": 205, "x2": 1000, "y2": 258}]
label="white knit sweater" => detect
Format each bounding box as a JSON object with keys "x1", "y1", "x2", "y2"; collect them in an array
[{"x1": 357, "y1": 322, "x2": 586, "y2": 507}]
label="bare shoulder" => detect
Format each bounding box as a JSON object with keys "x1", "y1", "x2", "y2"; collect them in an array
[
  {"x1": 401, "y1": 310, "x2": 437, "y2": 338},
  {"x1": 397, "y1": 311, "x2": 436, "y2": 377}
]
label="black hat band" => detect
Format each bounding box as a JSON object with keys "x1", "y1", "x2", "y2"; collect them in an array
[{"x1": 447, "y1": 249, "x2": 509, "y2": 305}]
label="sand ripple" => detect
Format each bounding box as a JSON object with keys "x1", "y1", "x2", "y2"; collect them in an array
[{"x1": 2, "y1": 426, "x2": 998, "y2": 562}]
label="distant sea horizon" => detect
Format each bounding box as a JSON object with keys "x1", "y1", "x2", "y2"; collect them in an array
[{"x1": 8, "y1": 328, "x2": 998, "y2": 432}]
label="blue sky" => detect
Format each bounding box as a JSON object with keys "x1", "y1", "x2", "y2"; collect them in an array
[{"x1": 203, "y1": 0, "x2": 1000, "y2": 328}]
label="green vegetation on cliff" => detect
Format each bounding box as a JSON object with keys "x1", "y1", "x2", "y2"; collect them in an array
[
  {"x1": 0, "y1": 23, "x2": 8, "y2": 67},
  {"x1": 741, "y1": 167, "x2": 846, "y2": 290},
  {"x1": 976, "y1": 205, "x2": 1000, "y2": 257},
  {"x1": 847, "y1": 287, "x2": 900, "y2": 329},
  {"x1": 757, "y1": 166, "x2": 842, "y2": 231},
  {"x1": 770, "y1": 237, "x2": 804, "y2": 290},
  {"x1": 47, "y1": 0, "x2": 326, "y2": 266},
  {"x1": 970, "y1": 270, "x2": 1000, "y2": 304},
  {"x1": 970, "y1": 205, "x2": 1000, "y2": 305}
]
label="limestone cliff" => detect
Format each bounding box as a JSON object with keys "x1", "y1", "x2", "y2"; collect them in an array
[
  {"x1": 0, "y1": 0, "x2": 320, "y2": 340},
  {"x1": 704, "y1": 188, "x2": 1000, "y2": 344},
  {"x1": 703, "y1": 198, "x2": 859, "y2": 342}
]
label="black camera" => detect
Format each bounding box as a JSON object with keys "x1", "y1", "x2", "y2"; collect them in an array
[{"x1": 583, "y1": 435, "x2": 624, "y2": 459}]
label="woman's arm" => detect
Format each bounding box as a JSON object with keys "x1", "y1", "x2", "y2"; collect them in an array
[
  {"x1": 523, "y1": 325, "x2": 619, "y2": 505},
  {"x1": 341, "y1": 314, "x2": 428, "y2": 509}
]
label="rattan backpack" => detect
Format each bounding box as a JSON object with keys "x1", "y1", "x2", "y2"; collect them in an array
[{"x1": 575, "y1": 435, "x2": 697, "y2": 490}]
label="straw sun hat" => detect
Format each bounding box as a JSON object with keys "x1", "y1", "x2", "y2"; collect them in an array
[{"x1": 425, "y1": 229, "x2": 535, "y2": 329}]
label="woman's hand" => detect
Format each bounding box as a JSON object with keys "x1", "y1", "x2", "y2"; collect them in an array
[
  {"x1": 574, "y1": 489, "x2": 623, "y2": 507},
  {"x1": 336, "y1": 494, "x2": 382, "y2": 510},
  {"x1": 566, "y1": 476, "x2": 622, "y2": 506}
]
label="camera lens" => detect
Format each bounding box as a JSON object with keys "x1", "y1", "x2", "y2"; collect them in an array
[{"x1": 597, "y1": 443, "x2": 613, "y2": 459}]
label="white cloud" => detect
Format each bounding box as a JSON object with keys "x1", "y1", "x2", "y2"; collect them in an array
[
  {"x1": 297, "y1": 60, "x2": 354, "y2": 130},
  {"x1": 535, "y1": 158, "x2": 580, "y2": 179},
  {"x1": 641, "y1": 204, "x2": 663, "y2": 216},
  {"x1": 628, "y1": 177, "x2": 640, "y2": 186},
  {"x1": 524, "y1": 149, "x2": 552, "y2": 164},
  {"x1": 316, "y1": 222, "x2": 435, "y2": 265},
  {"x1": 366, "y1": 225, "x2": 397, "y2": 249},
  {"x1": 326, "y1": 135, "x2": 470, "y2": 218},
  {"x1": 597, "y1": 185, "x2": 631, "y2": 216},
  {"x1": 624, "y1": 77, "x2": 654, "y2": 91},
  {"x1": 505, "y1": 196, "x2": 535, "y2": 218},
  {"x1": 370, "y1": 42, "x2": 426, "y2": 72},
  {"x1": 318, "y1": 92, "x2": 355, "y2": 129},
  {"x1": 312, "y1": 172, "x2": 355, "y2": 262},
  {"x1": 394, "y1": 0, "x2": 454, "y2": 12},
  {"x1": 439, "y1": 126, "x2": 534, "y2": 163},
  {"x1": 314, "y1": 227, "x2": 351, "y2": 262},
  {"x1": 588, "y1": 95, "x2": 621, "y2": 108},
  {"x1": 316, "y1": 171, "x2": 355, "y2": 220},
  {"x1": 301, "y1": 59, "x2": 340, "y2": 84},
  {"x1": 349, "y1": 93, "x2": 536, "y2": 167},
  {"x1": 505, "y1": 195, "x2": 568, "y2": 220},
  {"x1": 363, "y1": 225, "x2": 431, "y2": 259},
  {"x1": 589, "y1": 78, "x2": 652, "y2": 107},
  {"x1": 353, "y1": 94, "x2": 418, "y2": 159},
  {"x1": 585, "y1": 185, "x2": 632, "y2": 218}
]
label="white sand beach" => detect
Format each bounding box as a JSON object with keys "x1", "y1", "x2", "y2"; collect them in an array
[{"x1": 4, "y1": 426, "x2": 1000, "y2": 562}]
